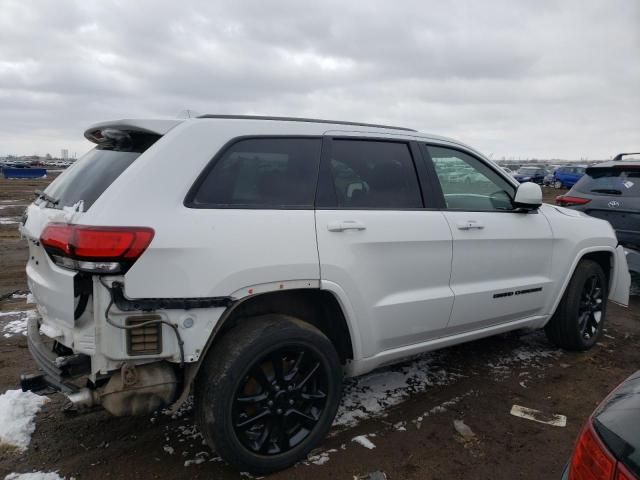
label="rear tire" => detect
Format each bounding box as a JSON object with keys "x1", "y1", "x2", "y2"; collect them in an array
[
  {"x1": 545, "y1": 260, "x2": 608, "y2": 351},
  {"x1": 554, "y1": 180, "x2": 563, "y2": 189},
  {"x1": 195, "y1": 314, "x2": 343, "y2": 474}
]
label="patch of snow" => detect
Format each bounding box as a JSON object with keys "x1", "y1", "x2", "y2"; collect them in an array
[
  {"x1": 0, "y1": 217, "x2": 20, "y2": 225},
  {"x1": 412, "y1": 391, "x2": 477, "y2": 429},
  {"x1": 5, "y1": 473, "x2": 69, "y2": 480},
  {"x1": 487, "y1": 333, "x2": 560, "y2": 380},
  {"x1": 306, "y1": 448, "x2": 337, "y2": 466},
  {"x1": 26, "y1": 293, "x2": 35, "y2": 304},
  {"x1": 352, "y1": 434, "x2": 376, "y2": 449},
  {"x1": 393, "y1": 421, "x2": 407, "y2": 431},
  {"x1": 334, "y1": 351, "x2": 463, "y2": 427},
  {"x1": 0, "y1": 310, "x2": 34, "y2": 337},
  {"x1": 184, "y1": 450, "x2": 210, "y2": 466},
  {"x1": 0, "y1": 390, "x2": 49, "y2": 451}
]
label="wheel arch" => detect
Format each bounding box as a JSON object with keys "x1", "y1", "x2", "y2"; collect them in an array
[
  {"x1": 214, "y1": 288, "x2": 355, "y2": 364},
  {"x1": 547, "y1": 247, "x2": 615, "y2": 321},
  {"x1": 172, "y1": 287, "x2": 357, "y2": 410}
]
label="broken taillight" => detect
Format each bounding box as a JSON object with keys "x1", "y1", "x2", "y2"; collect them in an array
[{"x1": 40, "y1": 223, "x2": 154, "y2": 274}]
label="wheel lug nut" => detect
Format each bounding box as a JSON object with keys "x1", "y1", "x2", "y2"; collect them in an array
[
  {"x1": 267, "y1": 400, "x2": 273, "y2": 406},
  {"x1": 289, "y1": 399, "x2": 294, "y2": 405},
  {"x1": 274, "y1": 385, "x2": 280, "y2": 391},
  {"x1": 276, "y1": 408, "x2": 283, "y2": 414},
  {"x1": 287, "y1": 385, "x2": 292, "y2": 391}
]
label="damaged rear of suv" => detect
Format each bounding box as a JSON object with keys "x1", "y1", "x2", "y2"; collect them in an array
[
  {"x1": 19, "y1": 121, "x2": 195, "y2": 415},
  {"x1": 19, "y1": 115, "x2": 630, "y2": 474}
]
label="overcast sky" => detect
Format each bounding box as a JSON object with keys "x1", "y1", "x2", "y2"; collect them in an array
[{"x1": 1, "y1": 0, "x2": 638, "y2": 159}]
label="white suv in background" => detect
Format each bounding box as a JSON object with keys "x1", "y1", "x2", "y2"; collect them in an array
[{"x1": 19, "y1": 115, "x2": 630, "y2": 473}]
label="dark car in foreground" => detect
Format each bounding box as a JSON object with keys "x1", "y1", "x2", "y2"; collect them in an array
[
  {"x1": 514, "y1": 166, "x2": 547, "y2": 184},
  {"x1": 562, "y1": 370, "x2": 640, "y2": 479},
  {"x1": 557, "y1": 154, "x2": 640, "y2": 273}
]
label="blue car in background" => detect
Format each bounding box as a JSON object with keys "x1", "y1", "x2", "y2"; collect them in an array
[
  {"x1": 514, "y1": 166, "x2": 547, "y2": 184},
  {"x1": 553, "y1": 165, "x2": 586, "y2": 188}
]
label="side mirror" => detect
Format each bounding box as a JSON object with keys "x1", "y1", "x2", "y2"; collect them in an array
[{"x1": 514, "y1": 182, "x2": 542, "y2": 210}]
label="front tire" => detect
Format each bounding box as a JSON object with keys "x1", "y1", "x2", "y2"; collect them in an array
[
  {"x1": 554, "y1": 180, "x2": 563, "y2": 189},
  {"x1": 195, "y1": 315, "x2": 343, "y2": 474},
  {"x1": 545, "y1": 259, "x2": 608, "y2": 351}
]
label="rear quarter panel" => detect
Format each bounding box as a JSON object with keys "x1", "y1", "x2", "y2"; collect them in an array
[{"x1": 83, "y1": 119, "x2": 326, "y2": 299}]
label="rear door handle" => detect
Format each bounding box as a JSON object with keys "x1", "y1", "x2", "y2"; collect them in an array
[
  {"x1": 327, "y1": 220, "x2": 367, "y2": 232},
  {"x1": 457, "y1": 220, "x2": 484, "y2": 230}
]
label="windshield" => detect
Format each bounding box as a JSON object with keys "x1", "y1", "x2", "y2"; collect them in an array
[{"x1": 574, "y1": 167, "x2": 640, "y2": 197}]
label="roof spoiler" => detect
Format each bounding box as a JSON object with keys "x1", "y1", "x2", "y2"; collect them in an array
[
  {"x1": 84, "y1": 119, "x2": 183, "y2": 144},
  {"x1": 613, "y1": 152, "x2": 640, "y2": 161}
]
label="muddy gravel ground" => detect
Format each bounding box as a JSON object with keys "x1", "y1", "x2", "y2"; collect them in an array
[{"x1": 1, "y1": 176, "x2": 638, "y2": 480}]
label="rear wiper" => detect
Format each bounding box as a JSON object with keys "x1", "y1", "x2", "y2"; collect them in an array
[
  {"x1": 590, "y1": 188, "x2": 622, "y2": 195},
  {"x1": 34, "y1": 189, "x2": 59, "y2": 205}
]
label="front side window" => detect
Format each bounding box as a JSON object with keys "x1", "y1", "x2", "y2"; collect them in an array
[
  {"x1": 326, "y1": 140, "x2": 423, "y2": 209},
  {"x1": 190, "y1": 138, "x2": 321, "y2": 208},
  {"x1": 428, "y1": 145, "x2": 515, "y2": 211}
]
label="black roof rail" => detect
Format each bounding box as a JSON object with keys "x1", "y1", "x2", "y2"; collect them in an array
[
  {"x1": 196, "y1": 114, "x2": 417, "y2": 132},
  {"x1": 613, "y1": 152, "x2": 640, "y2": 161}
]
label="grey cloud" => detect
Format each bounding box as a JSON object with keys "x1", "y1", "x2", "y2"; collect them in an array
[{"x1": 0, "y1": 0, "x2": 638, "y2": 158}]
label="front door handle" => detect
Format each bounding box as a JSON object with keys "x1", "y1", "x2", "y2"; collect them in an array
[
  {"x1": 327, "y1": 220, "x2": 367, "y2": 232},
  {"x1": 457, "y1": 220, "x2": 484, "y2": 230}
]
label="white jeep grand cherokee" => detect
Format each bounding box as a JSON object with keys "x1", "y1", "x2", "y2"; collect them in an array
[{"x1": 19, "y1": 115, "x2": 630, "y2": 473}]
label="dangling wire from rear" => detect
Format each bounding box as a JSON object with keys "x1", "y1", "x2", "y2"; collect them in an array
[{"x1": 98, "y1": 277, "x2": 185, "y2": 367}]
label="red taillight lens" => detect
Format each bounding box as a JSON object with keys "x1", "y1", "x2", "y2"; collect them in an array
[
  {"x1": 570, "y1": 422, "x2": 616, "y2": 480},
  {"x1": 556, "y1": 195, "x2": 591, "y2": 207},
  {"x1": 71, "y1": 228, "x2": 154, "y2": 260},
  {"x1": 40, "y1": 224, "x2": 154, "y2": 273}
]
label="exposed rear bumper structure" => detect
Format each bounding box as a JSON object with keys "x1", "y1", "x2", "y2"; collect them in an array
[
  {"x1": 21, "y1": 314, "x2": 179, "y2": 416},
  {"x1": 20, "y1": 314, "x2": 91, "y2": 395}
]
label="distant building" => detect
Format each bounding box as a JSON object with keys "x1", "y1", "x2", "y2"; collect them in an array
[{"x1": 61, "y1": 149, "x2": 69, "y2": 160}]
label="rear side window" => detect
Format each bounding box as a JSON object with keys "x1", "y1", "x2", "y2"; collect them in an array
[
  {"x1": 323, "y1": 139, "x2": 422, "y2": 209},
  {"x1": 575, "y1": 167, "x2": 640, "y2": 197},
  {"x1": 43, "y1": 131, "x2": 158, "y2": 211},
  {"x1": 189, "y1": 138, "x2": 321, "y2": 208}
]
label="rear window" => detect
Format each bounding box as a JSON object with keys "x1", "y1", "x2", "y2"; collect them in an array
[
  {"x1": 574, "y1": 167, "x2": 640, "y2": 197},
  {"x1": 189, "y1": 138, "x2": 321, "y2": 208},
  {"x1": 43, "y1": 131, "x2": 158, "y2": 210}
]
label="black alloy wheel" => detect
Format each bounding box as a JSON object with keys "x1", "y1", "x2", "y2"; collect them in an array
[
  {"x1": 577, "y1": 274, "x2": 604, "y2": 340},
  {"x1": 232, "y1": 346, "x2": 329, "y2": 455},
  {"x1": 195, "y1": 315, "x2": 343, "y2": 474},
  {"x1": 545, "y1": 259, "x2": 608, "y2": 351}
]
